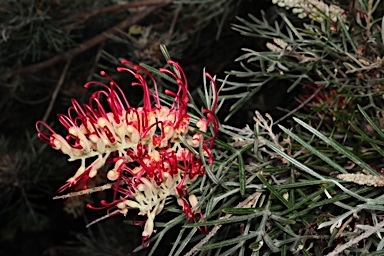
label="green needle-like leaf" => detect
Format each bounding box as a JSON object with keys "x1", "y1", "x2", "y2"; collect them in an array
[
  {"x1": 279, "y1": 125, "x2": 348, "y2": 174},
  {"x1": 198, "y1": 232, "x2": 259, "y2": 250},
  {"x1": 293, "y1": 117, "x2": 381, "y2": 176}
]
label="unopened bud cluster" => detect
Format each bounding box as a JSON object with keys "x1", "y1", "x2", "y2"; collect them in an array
[{"x1": 271, "y1": 0, "x2": 343, "y2": 22}]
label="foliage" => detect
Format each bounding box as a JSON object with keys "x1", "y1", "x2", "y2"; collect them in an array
[{"x1": 199, "y1": 0, "x2": 384, "y2": 255}]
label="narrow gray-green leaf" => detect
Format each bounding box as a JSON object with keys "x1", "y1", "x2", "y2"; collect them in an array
[
  {"x1": 184, "y1": 211, "x2": 263, "y2": 227},
  {"x1": 198, "y1": 232, "x2": 259, "y2": 250},
  {"x1": 140, "y1": 63, "x2": 177, "y2": 84},
  {"x1": 265, "y1": 141, "x2": 369, "y2": 202},
  {"x1": 293, "y1": 117, "x2": 380, "y2": 176},
  {"x1": 279, "y1": 125, "x2": 348, "y2": 174},
  {"x1": 238, "y1": 151, "x2": 246, "y2": 196},
  {"x1": 358, "y1": 105, "x2": 384, "y2": 139},
  {"x1": 257, "y1": 173, "x2": 292, "y2": 209}
]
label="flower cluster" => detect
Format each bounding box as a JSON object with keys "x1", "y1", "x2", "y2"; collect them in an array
[
  {"x1": 271, "y1": 0, "x2": 344, "y2": 22},
  {"x1": 36, "y1": 59, "x2": 219, "y2": 247}
]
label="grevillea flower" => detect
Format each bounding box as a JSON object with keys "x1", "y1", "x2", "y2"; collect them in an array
[{"x1": 36, "y1": 59, "x2": 219, "y2": 247}]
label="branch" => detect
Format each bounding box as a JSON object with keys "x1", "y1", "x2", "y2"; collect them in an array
[
  {"x1": 326, "y1": 220, "x2": 384, "y2": 256},
  {"x1": 67, "y1": 0, "x2": 170, "y2": 23},
  {"x1": 15, "y1": 0, "x2": 172, "y2": 76},
  {"x1": 42, "y1": 58, "x2": 72, "y2": 123},
  {"x1": 165, "y1": 2, "x2": 182, "y2": 44}
]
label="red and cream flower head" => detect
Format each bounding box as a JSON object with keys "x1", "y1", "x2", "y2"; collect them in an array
[{"x1": 36, "y1": 59, "x2": 219, "y2": 247}]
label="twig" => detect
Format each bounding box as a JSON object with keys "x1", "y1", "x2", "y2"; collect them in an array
[
  {"x1": 42, "y1": 58, "x2": 72, "y2": 123},
  {"x1": 86, "y1": 209, "x2": 120, "y2": 228},
  {"x1": 14, "y1": 0, "x2": 172, "y2": 76},
  {"x1": 53, "y1": 182, "x2": 117, "y2": 199},
  {"x1": 274, "y1": 86, "x2": 322, "y2": 125},
  {"x1": 13, "y1": 93, "x2": 51, "y2": 105},
  {"x1": 335, "y1": 216, "x2": 354, "y2": 238},
  {"x1": 326, "y1": 220, "x2": 384, "y2": 256},
  {"x1": 184, "y1": 191, "x2": 262, "y2": 256},
  {"x1": 67, "y1": 0, "x2": 170, "y2": 23},
  {"x1": 86, "y1": 42, "x2": 105, "y2": 82},
  {"x1": 165, "y1": 3, "x2": 182, "y2": 44}
]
